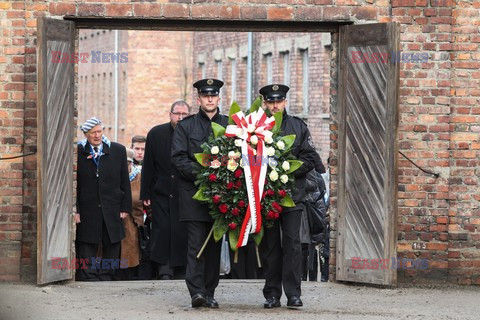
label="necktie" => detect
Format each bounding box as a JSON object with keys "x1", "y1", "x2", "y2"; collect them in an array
[{"x1": 94, "y1": 147, "x2": 99, "y2": 155}]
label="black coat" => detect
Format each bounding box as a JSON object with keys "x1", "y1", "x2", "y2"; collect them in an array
[
  {"x1": 140, "y1": 122, "x2": 187, "y2": 266},
  {"x1": 171, "y1": 108, "x2": 229, "y2": 222},
  {"x1": 280, "y1": 112, "x2": 321, "y2": 212},
  {"x1": 76, "y1": 141, "x2": 132, "y2": 244}
]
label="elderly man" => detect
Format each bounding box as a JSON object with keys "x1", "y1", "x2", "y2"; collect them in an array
[
  {"x1": 141, "y1": 100, "x2": 191, "y2": 280},
  {"x1": 258, "y1": 84, "x2": 321, "y2": 308},
  {"x1": 75, "y1": 117, "x2": 132, "y2": 281},
  {"x1": 172, "y1": 79, "x2": 228, "y2": 308}
]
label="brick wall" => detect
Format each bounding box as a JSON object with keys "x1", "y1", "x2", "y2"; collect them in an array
[{"x1": 0, "y1": 0, "x2": 478, "y2": 285}]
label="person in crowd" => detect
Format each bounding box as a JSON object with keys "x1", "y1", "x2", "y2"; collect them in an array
[
  {"x1": 141, "y1": 101, "x2": 191, "y2": 280},
  {"x1": 131, "y1": 135, "x2": 146, "y2": 166},
  {"x1": 258, "y1": 84, "x2": 321, "y2": 308},
  {"x1": 119, "y1": 148, "x2": 141, "y2": 280},
  {"x1": 171, "y1": 79, "x2": 228, "y2": 308},
  {"x1": 320, "y1": 157, "x2": 331, "y2": 282},
  {"x1": 75, "y1": 117, "x2": 131, "y2": 281}
]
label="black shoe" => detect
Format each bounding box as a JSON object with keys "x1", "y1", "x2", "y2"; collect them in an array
[
  {"x1": 204, "y1": 296, "x2": 219, "y2": 308},
  {"x1": 191, "y1": 293, "x2": 207, "y2": 308},
  {"x1": 264, "y1": 297, "x2": 281, "y2": 308},
  {"x1": 321, "y1": 278, "x2": 328, "y2": 282},
  {"x1": 287, "y1": 296, "x2": 303, "y2": 307}
]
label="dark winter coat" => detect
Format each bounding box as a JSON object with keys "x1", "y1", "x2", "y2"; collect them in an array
[
  {"x1": 140, "y1": 122, "x2": 187, "y2": 266},
  {"x1": 171, "y1": 108, "x2": 229, "y2": 222},
  {"x1": 76, "y1": 141, "x2": 132, "y2": 244}
]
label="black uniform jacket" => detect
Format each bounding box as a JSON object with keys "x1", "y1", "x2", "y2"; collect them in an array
[
  {"x1": 171, "y1": 108, "x2": 228, "y2": 222},
  {"x1": 280, "y1": 111, "x2": 321, "y2": 212},
  {"x1": 76, "y1": 141, "x2": 132, "y2": 244},
  {"x1": 140, "y1": 122, "x2": 187, "y2": 266}
]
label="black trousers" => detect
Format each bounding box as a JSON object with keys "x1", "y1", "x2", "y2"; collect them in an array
[
  {"x1": 260, "y1": 209, "x2": 302, "y2": 299},
  {"x1": 185, "y1": 221, "x2": 222, "y2": 298},
  {"x1": 75, "y1": 221, "x2": 121, "y2": 281},
  {"x1": 229, "y1": 239, "x2": 260, "y2": 279}
]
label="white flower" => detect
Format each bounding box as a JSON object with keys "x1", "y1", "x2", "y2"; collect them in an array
[
  {"x1": 210, "y1": 159, "x2": 221, "y2": 169},
  {"x1": 235, "y1": 139, "x2": 243, "y2": 147},
  {"x1": 268, "y1": 158, "x2": 278, "y2": 168},
  {"x1": 265, "y1": 136, "x2": 273, "y2": 144},
  {"x1": 280, "y1": 174, "x2": 289, "y2": 184},
  {"x1": 269, "y1": 170, "x2": 279, "y2": 181},
  {"x1": 266, "y1": 147, "x2": 275, "y2": 157},
  {"x1": 250, "y1": 135, "x2": 258, "y2": 145},
  {"x1": 211, "y1": 146, "x2": 219, "y2": 155},
  {"x1": 282, "y1": 161, "x2": 290, "y2": 171},
  {"x1": 276, "y1": 140, "x2": 285, "y2": 150},
  {"x1": 236, "y1": 129, "x2": 244, "y2": 137},
  {"x1": 235, "y1": 151, "x2": 242, "y2": 158},
  {"x1": 228, "y1": 151, "x2": 237, "y2": 158},
  {"x1": 227, "y1": 159, "x2": 238, "y2": 172},
  {"x1": 247, "y1": 124, "x2": 255, "y2": 133}
]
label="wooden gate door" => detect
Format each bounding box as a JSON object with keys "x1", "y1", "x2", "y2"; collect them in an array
[
  {"x1": 37, "y1": 17, "x2": 75, "y2": 284},
  {"x1": 336, "y1": 23, "x2": 400, "y2": 285}
]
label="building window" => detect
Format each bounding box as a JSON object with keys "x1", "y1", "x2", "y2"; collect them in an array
[
  {"x1": 281, "y1": 52, "x2": 290, "y2": 111},
  {"x1": 199, "y1": 62, "x2": 206, "y2": 79},
  {"x1": 216, "y1": 60, "x2": 223, "y2": 109},
  {"x1": 265, "y1": 54, "x2": 273, "y2": 84},
  {"x1": 230, "y1": 58, "x2": 237, "y2": 104},
  {"x1": 302, "y1": 49, "x2": 309, "y2": 114}
]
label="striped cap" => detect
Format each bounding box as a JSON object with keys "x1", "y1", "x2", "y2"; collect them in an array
[{"x1": 81, "y1": 117, "x2": 102, "y2": 133}]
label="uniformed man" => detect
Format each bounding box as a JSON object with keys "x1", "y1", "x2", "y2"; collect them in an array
[
  {"x1": 258, "y1": 84, "x2": 321, "y2": 308},
  {"x1": 140, "y1": 101, "x2": 191, "y2": 280},
  {"x1": 172, "y1": 79, "x2": 228, "y2": 308},
  {"x1": 75, "y1": 117, "x2": 132, "y2": 281}
]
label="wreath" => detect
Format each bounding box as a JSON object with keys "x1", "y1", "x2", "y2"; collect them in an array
[{"x1": 192, "y1": 98, "x2": 303, "y2": 257}]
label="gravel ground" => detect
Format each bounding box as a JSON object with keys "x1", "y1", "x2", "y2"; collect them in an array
[{"x1": 0, "y1": 280, "x2": 479, "y2": 320}]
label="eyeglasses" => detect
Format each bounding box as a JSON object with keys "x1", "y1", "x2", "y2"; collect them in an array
[{"x1": 171, "y1": 112, "x2": 189, "y2": 116}]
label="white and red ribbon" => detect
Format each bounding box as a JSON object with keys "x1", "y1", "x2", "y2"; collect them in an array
[{"x1": 225, "y1": 109, "x2": 275, "y2": 248}]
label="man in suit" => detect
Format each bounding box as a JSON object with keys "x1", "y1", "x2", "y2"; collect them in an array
[
  {"x1": 172, "y1": 79, "x2": 228, "y2": 308},
  {"x1": 258, "y1": 84, "x2": 321, "y2": 308},
  {"x1": 141, "y1": 100, "x2": 190, "y2": 280},
  {"x1": 75, "y1": 117, "x2": 132, "y2": 281}
]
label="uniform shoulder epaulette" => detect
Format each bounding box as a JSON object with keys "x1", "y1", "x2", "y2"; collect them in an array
[{"x1": 291, "y1": 115, "x2": 308, "y2": 125}]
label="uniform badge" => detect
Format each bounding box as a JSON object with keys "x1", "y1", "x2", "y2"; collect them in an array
[
  {"x1": 308, "y1": 135, "x2": 316, "y2": 149},
  {"x1": 207, "y1": 79, "x2": 214, "y2": 85},
  {"x1": 272, "y1": 85, "x2": 279, "y2": 91}
]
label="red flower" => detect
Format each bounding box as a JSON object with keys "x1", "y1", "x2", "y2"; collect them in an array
[
  {"x1": 227, "y1": 181, "x2": 234, "y2": 190},
  {"x1": 228, "y1": 222, "x2": 237, "y2": 230},
  {"x1": 208, "y1": 173, "x2": 217, "y2": 182},
  {"x1": 266, "y1": 189, "x2": 275, "y2": 196},
  {"x1": 267, "y1": 211, "x2": 276, "y2": 219},
  {"x1": 231, "y1": 208, "x2": 240, "y2": 216},
  {"x1": 234, "y1": 169, "x2": 243, "y2": 179},
  {"x1": 219, "y1": 204, "x2": 228, "y2": 214},
  {"x1": 274, "y1": 212, "x2": 279, "y2": 219},
  {"x1": 272, "y1": 202, "x2": 283, "y2": 213},
  {"x1": 238, "y1": 200, "x2": 245, "y2": 208},
  {"x1": 235, "y1": 180, "x2": 242, "y2": 188},
  {"x1": 212, "y1": 195, "x2": 221, "y2": 204},
  {"x1": 278, "y1": 190, "x2": 287, "y2": 197}
]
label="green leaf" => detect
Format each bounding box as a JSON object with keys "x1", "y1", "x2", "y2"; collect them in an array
[
  {"x1": 253, "y1": 227, "x2": 264, "y2": 247},
  {"x1": 192, "y1": 186, "x2": 209, "y2": 202},
  {"x1": 228, "y1": 101, "x2": 242, "y2": 125},
  {"x1": 194, "y1": 153, "x2": 210, "y2": 167},
  {"x1": 248, "y1": 96, "x2": 263, "y2": 114},
  {"x1": 272, "y1": 111, "x2": 283, "y2": 135},
  {"x1": 229, "y1": 228, "x2": 240, "y2": 252},
  {"x1": 213, "y1": 218, "x2": 228, "y2": 242},
  {"x1": 280, "y1": 194, "x2": 295, "y2": 207},
  {"x1": 280, "y1": 134, "x2": 295, "y2": 151},
  {"x1": 211, "y1": 122, "x2": 226, "y2": 138},
  {"x1": 286, "y1": 160, "x2": 303, "y2": 174}
]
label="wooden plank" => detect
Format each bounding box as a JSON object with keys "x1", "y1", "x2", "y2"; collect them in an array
[
  {"x1": 37, "y1": 17, "x2": 75, "y2": 285},
  {"x1": 336, "y1": 23, "x2": 399, "y2": 286}
]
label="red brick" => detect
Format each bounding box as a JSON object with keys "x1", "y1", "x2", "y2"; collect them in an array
[
  {"x1": 267, "y1": 7, "x2": 294, "y2": 20},
  {"x1": 240, "y1": 6, "x2": 267, "y2": 20},
  {"x1": 192, "y1": 4, "x2": 219, "y2": 19},
  {"x1": 352, "y1": 7, "x2": 378, "y2": 20},
  {"x1": 430, "y1": 0, "x2": 454, "y2": 6},
  {"x1": 219, "y1": 5, "x2": 240, "y2": 19},
  {"x1": 49, "y1": 3, "x2": 76, "y2": 16},
  {"x1": 323, "y1": 7, "x2": 351, "y2": 20},
  {"x1": 392, "y1": 0, "x2": 416, "y2": 6},
  {"x1": 78, "y1": 4, "x2": 105, "y2": 17},
  {"x1": 133, "y1": 4, "x2": 162, "y2": 17},
  {"x1": 106, "y1": 4, "x2": 132, "y2": 17},
  {"x1": 163, "y1": 4, "x2": 189, "y2": 18},
  {"x1": 295, "y1": 7, "x2": 323, "y2": 20}
]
